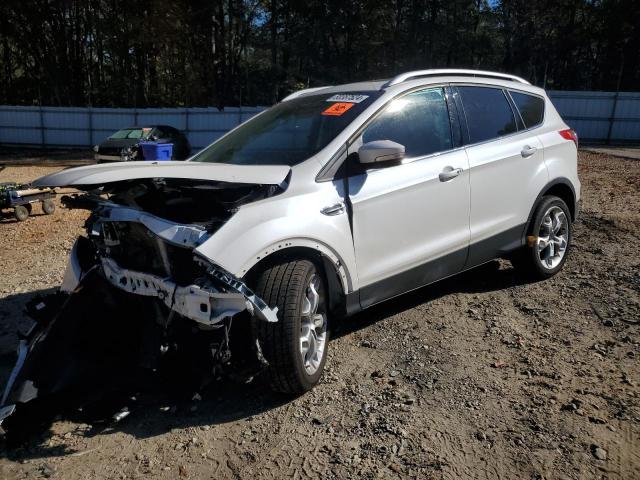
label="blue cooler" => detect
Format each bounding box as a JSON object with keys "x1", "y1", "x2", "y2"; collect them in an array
[{"x1": 140, "y1": 142, "x2": 173, "y2": 161}]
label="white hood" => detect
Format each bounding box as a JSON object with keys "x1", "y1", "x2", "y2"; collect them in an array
[{"x1": 33, "y1": 161, "x2": 291, "y2": 187}]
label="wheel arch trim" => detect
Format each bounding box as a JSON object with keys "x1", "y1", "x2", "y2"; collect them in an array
[
  {"x1": 522, "y1": 177, "x2": 577, "y2": 241},
  {"x1": 238, "y1": 238, "x2": 354, "y2": 295}
]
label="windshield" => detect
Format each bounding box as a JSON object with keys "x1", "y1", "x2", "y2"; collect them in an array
[
  {"x1": 109, "y1": 127, "x2": 152, "y2": 139},
  {"x1": 192, "y1": 92, "x2": 380, "y2": 166}
]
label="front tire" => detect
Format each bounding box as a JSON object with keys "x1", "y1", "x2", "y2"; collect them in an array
[
  {"x1": 253, "y1": 259, "x2": 329, "y2": 394},
  {"x1": 512, "y1": 195, "x2": 572, "y2": 279}
]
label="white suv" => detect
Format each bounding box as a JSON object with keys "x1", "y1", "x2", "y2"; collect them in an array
[{"x1": 0, "y1": 70, "x2": 580, "y2": 423}]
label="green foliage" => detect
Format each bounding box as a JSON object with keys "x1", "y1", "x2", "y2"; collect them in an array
[{"x1": 0, "y1": 0, "x2": 638, "y2": 107}]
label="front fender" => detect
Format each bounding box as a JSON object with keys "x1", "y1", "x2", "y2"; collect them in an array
[{"x1": 194, "y1": 187, "x2": 358, "y2": 293}]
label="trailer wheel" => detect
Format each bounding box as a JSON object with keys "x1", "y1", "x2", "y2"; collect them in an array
[
  {"x1": 42, "y1": 199, "x2": 56, "y2": 215},
  {"x1": 14, "y1": 205, "x2": 29, "y2": 221}
]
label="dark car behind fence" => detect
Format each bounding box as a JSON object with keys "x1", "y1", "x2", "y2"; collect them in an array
[
  {"x1": 0, "y1": 91, "x2": 639, "y2": 150},
  {"x1": 0, "y1": 106, "x2": 266, "y2": 152}
]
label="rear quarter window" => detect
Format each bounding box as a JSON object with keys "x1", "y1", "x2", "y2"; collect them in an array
[
  {"x1": 458, "y1": 86, "x2": 517, "y2": 144},
  {"x1": 510, "y1": 91, "x2": 545, "y2": 129}
]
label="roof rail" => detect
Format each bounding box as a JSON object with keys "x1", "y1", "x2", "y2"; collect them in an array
[
  {"x1": 382, "y1": 69, "x2": 530, "y2": 88},
  {"x1": 281, "y1": 86, "x2": 332, "y2": 102}
]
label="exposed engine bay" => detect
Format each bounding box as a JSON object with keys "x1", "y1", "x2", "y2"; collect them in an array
[{"x1": 0, "y1": 174, "x2": 286, "y2": 437}]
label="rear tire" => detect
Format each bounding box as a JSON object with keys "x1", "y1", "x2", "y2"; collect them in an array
[
  {"x1": 512, "y1": 195, "x2": 572, "y2": 279},
  {"x1": 42, "y1": 199, "x2": 56, "y2": 215},
  {"x1": 14, "y1": 205, "x2": 29, "y2": 222},
  {"x1": 253, "y1": 259, "x2": 329, "y2": 394}
]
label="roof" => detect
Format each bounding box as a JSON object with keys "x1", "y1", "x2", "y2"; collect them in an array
[
  {"x1": 119, "y1": 125, "x2": 176, "y2": 130},
  {"x1": 283, "y1": 69, "x2": 540, "y2": 102},
  {"x1": 281, "y1": 81, "x2": 386, "y2": 101},
  {"x1": 382, "y1": 69, "x2": 529, "y2": 87}
]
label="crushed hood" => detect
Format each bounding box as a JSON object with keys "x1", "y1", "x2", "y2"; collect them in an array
[{"x1": 32, "y1": 161, "x2": 291, "y2": 188}]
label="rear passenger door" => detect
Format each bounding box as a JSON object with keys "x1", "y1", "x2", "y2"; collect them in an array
[{"x1": 455, "y1": 85, "x2": 547, "y2": 266}]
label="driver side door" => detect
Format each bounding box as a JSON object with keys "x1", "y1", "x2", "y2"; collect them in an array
[{"x1": 347, "y1": 87, "x2": 471, "y2": 308}]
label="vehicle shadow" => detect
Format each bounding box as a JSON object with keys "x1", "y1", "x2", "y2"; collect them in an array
[
  {"x1": 0, "y1": 211, "x2": 48, "y2": 224},
  {"x1": 0, "y1": 260, "x2": 534, "y2": 460},
  {"x1": 334, "y1": 259, "x2": 533, "y2": 339}
]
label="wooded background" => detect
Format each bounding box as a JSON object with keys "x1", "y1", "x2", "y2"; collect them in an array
[{"x1": 1, "y1": 0, "x2": 639, "y2": 108}]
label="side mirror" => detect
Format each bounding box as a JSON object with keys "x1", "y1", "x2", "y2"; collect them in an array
[{"x1": 358, "y1": 140, "x2": 405, "y2": 164}]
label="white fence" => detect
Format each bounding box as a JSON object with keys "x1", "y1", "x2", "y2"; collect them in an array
[
  {"x1": 0, "y1": 106, "x2": 265, "y2": 150},
  {"x1": 549, "y1": 91, "x2": 640, "y2": 143},
  {"x1": 0, "y1": 91, "x2": 639, "y2": 149}
]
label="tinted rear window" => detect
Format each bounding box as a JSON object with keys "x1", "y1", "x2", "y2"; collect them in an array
[
  {"x1": 458, "y1": 86, "x2": 517, "y2": 144},
  {"x1": 510, "y1": 91, "x2": 545, "y2": 128}
]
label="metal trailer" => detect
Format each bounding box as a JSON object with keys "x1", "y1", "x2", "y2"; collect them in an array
[{"x1": 0, "y1": 169, "x2": 56, "y2": 222}]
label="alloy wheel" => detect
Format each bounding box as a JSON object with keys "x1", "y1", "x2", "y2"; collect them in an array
[
  {"x1": 299, "y1": 274, "x2": 327, "y2": 375},
  {"x1": 536, "y1": 205, "x2": 569, "y2": 269}
]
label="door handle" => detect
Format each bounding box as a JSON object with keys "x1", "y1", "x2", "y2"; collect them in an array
[
  {"x1": 321, "y1": 202, "x2": 345, "y2": 216},
  {"x1": 439, "y1": 166, "x2": 463, "y2": 182},
  {"x1": 521, "y1": 145, "x2": 537, "y2": 158}
]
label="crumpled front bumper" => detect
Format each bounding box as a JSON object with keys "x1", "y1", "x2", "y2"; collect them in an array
[
  {"x1": 0, "y1": 175, "x2": 289, "y2": 432},
  {"x1": 0, "y1": 240, "x2": 278, "y2": 427},
  {"x1": 0, "y1": 341, "x2": 26, "y2": 423},
  {"x1": 62, "y1": 199, "x2": 280, "y2": 326},
  {"x1": 99, "y1": 256, "x2": 278, "y2": 325}
]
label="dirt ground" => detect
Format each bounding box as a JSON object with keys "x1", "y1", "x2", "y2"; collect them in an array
[{"x1": 0, "y1": 151, "x2": 638, "y2": 479}]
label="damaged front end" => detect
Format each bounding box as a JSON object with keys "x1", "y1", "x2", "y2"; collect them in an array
[{"x1": 0, "y1": 169, "x2": 285, "y2": 432}]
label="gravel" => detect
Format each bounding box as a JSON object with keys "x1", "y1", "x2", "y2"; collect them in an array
[{"x1": 0, "y1": 151, "x2": 639, "y2": 479}]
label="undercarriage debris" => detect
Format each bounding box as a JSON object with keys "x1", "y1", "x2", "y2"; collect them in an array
[{"x1": 0, "y1": 177, "x2": 282, "y2": 433}]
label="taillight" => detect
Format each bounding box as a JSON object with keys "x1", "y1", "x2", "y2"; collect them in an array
[{"x1": 559, "y1": 129, "x2": 578, "y2": 148}]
